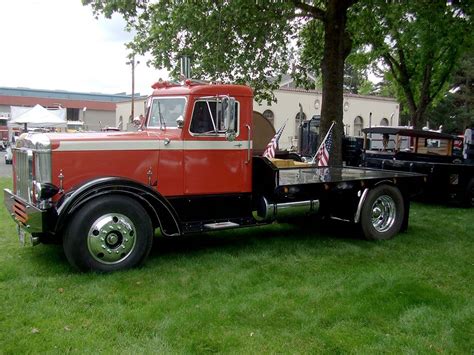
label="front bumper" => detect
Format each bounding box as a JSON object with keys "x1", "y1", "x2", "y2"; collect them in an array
[{"x1": 4, "y1": 189, "x2": 46, "y2": 234}]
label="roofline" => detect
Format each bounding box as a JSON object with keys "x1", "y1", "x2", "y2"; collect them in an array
[
  {"x1": 0, "y1": 86, "x2": 139, "y2": 103},
  {"x1": 277, "y1": 87, "x2": 398, "y2": 102},
  {"x1": 0, "y1": 95, "x2": 116, "y2": 111}
]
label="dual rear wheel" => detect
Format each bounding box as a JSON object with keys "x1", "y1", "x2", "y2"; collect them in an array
[{"x1": 360, "y1": 185, "x2": 404, "y2": 240}]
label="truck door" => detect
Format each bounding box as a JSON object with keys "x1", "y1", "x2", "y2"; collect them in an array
[
  {"x1": 183, "y1": 96, "x2": 251, "y2": 195},
  {"x1": 149, "y1": 96, "x2": 186, "y2": 197}
]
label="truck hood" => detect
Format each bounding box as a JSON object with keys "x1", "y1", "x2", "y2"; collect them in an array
[
  {"x1": 45, "y1": 130, "x2": 169, "y2": 151},
  {"x1": 16, "y1": 130, "x2": 174, "y2": 152}
]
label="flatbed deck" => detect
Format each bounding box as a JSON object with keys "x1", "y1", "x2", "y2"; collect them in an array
[{"x1": 278, "y1": 166, "x2": 423, "y2": 186}]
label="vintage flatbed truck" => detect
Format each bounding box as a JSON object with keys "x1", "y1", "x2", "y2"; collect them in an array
[
  {"x1": 4, "y1": 81, "x2": 425, "y2": 272},
  {"x1": 362, "y1": 127, "x2": 474, "y2": 207}
]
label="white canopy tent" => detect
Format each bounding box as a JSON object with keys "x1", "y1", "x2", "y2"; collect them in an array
[{"x1": 9, "y1": 105, "x2": 67, "y2": 128}]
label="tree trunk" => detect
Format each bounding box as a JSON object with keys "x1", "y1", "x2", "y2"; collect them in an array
[{"x1": 320, "y1": 1, "x2": 353, "y2": 165}]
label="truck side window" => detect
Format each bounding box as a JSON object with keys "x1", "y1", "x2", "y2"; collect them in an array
[
  {"x1": 190, "y1": 101, "x2": 216, "y2": 134},
  {"x1": 190, "y1": 99, "x2": 239, "y2": 135}
]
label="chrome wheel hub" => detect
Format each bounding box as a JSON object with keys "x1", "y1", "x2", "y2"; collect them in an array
[
  {"x1": 371, "y1": 195, "x2": 396, "y2": 233},
  {"x1": 87, "y1": 213, "x2": 137, "y2": 264}
]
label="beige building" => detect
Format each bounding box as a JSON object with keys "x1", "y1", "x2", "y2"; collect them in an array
[
  {"x1": 255, "y1": 87, "x2": 399, "y2": 150},
  {"x1": 116, "y1": 84, "x2": 399, "y2": 150}
]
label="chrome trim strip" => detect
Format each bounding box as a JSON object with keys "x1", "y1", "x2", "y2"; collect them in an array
[
  {"x1": 55, "y1": 140, "x2": 253, "y2": 151},
  {"x1": 56, "y1": 140, "x2": 161, "y2": 151},
  {"x1": 246, "y1": 124, "x2": 251, "y2": 164},
  {"x1": 354, "y1": 188, "x2": 369, "y2": 223}
]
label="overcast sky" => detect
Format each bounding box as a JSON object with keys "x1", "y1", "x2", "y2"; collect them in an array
[{"x1": 0, "y1": 0, "x2": 168, "y2": 96}]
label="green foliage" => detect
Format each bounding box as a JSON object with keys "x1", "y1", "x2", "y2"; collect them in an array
[
  {"x1": 293, "y1": 19, "x2": 324, "y2": 90},
  {"x1": 1, "y1": 177, "x2": 473, "y2": 352},
  {"x1": 343, "y1": 63, "x2": 369, "y2": 94},
  {"x1": 426, "y1": 47, "x2": 474, "y2": 133},
  {"x1": 352, "y1": 0, "x2": 473, "y2": 127},
  {"x1": 83, "y1": 0, "x2": 359, "y2": 165},
  {"x1": 84, "y1": 0, "x2": 297, "y2": 103},
  {"x1": 357, "y1": 79, "x2": 375, "y2": 96}
]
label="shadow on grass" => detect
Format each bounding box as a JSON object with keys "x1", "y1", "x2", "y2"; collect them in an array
[
  {"x1": 22, "y1": 219, "x2": 376, "y2": 273},
  {"x1": 149, "y1": 217, "x2": 369, "y2": 259}
]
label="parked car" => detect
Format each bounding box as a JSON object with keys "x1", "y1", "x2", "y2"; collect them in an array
[{"x1": 4, "y1": 144, "x2": 12, "y2": 164}]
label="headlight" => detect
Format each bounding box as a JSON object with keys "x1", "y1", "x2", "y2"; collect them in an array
[
  {"x1": 33, "y1": 181, "x2": 59, "y2": 201},
  {"x1": 33, "y1": 180, "x2": 42, "y2": 201}
]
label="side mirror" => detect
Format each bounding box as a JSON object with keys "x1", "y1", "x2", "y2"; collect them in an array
[
  {"x1": 176, "y1": 115, "x2": 184, "y2": 129},
  {"x1": 225, "y1": 130, "x2": 236, "y2": 142},
  {"x1": 223, "y1": 97, "x2": 236, "y2": 140},
  {"x1": 133, "y1": 115, "x2": 145, "y2": 131}
]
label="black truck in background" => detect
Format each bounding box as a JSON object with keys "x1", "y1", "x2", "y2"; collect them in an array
[
  {"x1": 299, "y1": 115, "x2": 364, "y2": 167},
  {"x1": 361, "y1": 127, "x2": 474, "y2": 207},
  {"x1": 297, "y1": 115, "x2": 473, "y2": 206}
]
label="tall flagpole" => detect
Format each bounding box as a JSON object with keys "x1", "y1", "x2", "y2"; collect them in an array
[{"x1": 310, "y1": 121, "x2": 335, "y2": 164}]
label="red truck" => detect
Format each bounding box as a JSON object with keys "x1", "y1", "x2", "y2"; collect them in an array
[{"x1": 4, "y1": 81, "x2": 425, "y2": 272}]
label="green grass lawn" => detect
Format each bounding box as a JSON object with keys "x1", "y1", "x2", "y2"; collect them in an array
[{"x1": 0, "y1": 177, "x2": 473, "y2": 353}]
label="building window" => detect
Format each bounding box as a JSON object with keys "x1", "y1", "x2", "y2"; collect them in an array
[
  {"x1": 263, "y1": 109, "x2": 274, "y2": 126},
  {"x1": 295, "y1": 111, "x2": 306, "y2": 122},
  {"x1": 343, "y1": 101, "x2": 350, "y2": 112},
  {"x1": 354, "y1": 116, "x2": 363, "y2": 136},
  {"x1": 380, "y1": 118, "x2": 389, "y2": 126},
  {"x1": 67, "y1": 108, "x2": 79, "y2": 121}
]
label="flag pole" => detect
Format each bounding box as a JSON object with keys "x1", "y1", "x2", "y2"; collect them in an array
[{"x1": 310, "y1": 121, "x2": 335, "y2": 164}]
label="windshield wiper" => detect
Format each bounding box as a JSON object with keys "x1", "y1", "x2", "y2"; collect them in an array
[{"x1": 157, "y1": 101, "x2": 166, "y2": 130}]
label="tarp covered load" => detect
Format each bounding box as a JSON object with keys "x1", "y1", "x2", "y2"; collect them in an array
[{"x1": 9, "y1": 105, "x2": 67, "y2": 128}]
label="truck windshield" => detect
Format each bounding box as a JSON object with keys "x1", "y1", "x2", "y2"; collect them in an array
[{"x1": 148, "y1": 97, "x2": 186, "y2": 128}]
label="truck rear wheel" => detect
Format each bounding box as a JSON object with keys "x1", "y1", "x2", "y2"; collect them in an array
[
  {"x1": 360, "y1": 185, "x2": 404, "y2": 240},
  {"x1": 63, "y1": 195, "x2": 153, "y2": 272}
]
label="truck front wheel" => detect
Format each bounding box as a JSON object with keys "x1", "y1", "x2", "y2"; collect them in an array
[
  {"x1": 63, "y1": 195, "x2": 154, "y2": 272},
  {"x1": 360, "y1": 185, "x2": 404, "y2": 240}
]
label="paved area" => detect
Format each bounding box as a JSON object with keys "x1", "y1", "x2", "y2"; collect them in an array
[{"x1": 1, "y1": 152, "x2": 13, "y2": 177}]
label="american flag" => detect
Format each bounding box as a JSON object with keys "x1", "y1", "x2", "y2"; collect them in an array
[
  {"x1": 315, "y1": 129, "x2": 333, "y2": 166},
  {"x1": 263, "y1": 122, "x2": 286, "y2": 159}
]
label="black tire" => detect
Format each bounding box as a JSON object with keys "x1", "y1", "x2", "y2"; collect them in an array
[
  {"x1": 63, "y1": 195, "x2": 154, "y2": 272},
  {"x1": 360, "y1": 185, "x2": 405, "y2": 240}
]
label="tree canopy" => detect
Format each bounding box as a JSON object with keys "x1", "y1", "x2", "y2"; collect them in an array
[
  {"x1": 426, "y1": 48, "x2": 474, "y2": 133},
  {"x1": 353, "y1": 0, "x2": 473, "y2": 128},
  {"x1": 83, "y1": 0, "x2": 357, "y2": 164},
  {"x1": 83, "y1": 0, "x2": 472, "y2": 155}
]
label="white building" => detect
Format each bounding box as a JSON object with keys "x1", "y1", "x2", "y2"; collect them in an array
[{"x1": 256, "y1": 87, "x2": 399, "y2": 149}]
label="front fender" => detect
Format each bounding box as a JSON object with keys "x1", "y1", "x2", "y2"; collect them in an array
[{"x1": 55, "y1": 177, "x2": 181, "y2": 237}]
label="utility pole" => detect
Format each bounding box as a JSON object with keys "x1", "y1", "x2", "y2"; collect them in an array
[{"x1": 126, "y1": 55, "x2": 140, "y2": 124}]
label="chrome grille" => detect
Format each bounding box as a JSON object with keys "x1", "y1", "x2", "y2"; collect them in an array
[{"x1": 14, "y1": 149, "x2": 33, "y2": 203}]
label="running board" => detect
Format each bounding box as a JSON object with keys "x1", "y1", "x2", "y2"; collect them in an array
[{"x1": 204, "y1": 221, "x2": 240, "y2": 230}]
